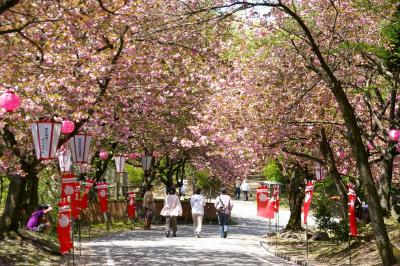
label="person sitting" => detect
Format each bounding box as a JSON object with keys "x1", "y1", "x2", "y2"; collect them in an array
[{"x1": 26, "y1": 205, "x2": 52, "y2": 232}]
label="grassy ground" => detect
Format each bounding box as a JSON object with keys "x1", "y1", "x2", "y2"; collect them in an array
[
  {"x1": 0, "y1": 230, "x2": 61, "y2": 265},
  {"x1": 263, "y1": 218, "x2": 400, "y2": 265}
]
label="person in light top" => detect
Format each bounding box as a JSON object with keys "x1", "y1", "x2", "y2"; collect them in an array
[
  {"x1": 214, "y1": 187, "x2": 233, "y2": 238},
  {"x1": 240, "y1": 179, "x2": 250, "y2": 201},
  {"x1": 160, "y1": 187, "x2": 182, "y2": 237},
  {"x1": 190, "y1": 188, "x2": 206, "y2": 238}
]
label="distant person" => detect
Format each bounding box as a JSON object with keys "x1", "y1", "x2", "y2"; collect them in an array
[
  {"x1": 214, "y1": 187, "x2": 233, "y2": 238},
  {"x1": 26, "y1": 205, "x2": 52, "y2": 232},
  {"x1": 190, "y1": 188, "x2": 206, "y2": 238},
  {"x1": 179, "y1": 183, "x2": 186, "y2": 199},
  {"x1": 240, "y1": 179, "x2": 250, "y2": 201},
  {"x1": 160, "y1": 187, "x2": 182, "y2": 237},
  {"x1": 234, "y1": 177, "x2": 241, "y2": 200},
  {"x1": 143, "y1": 185, "x2": 155, "y2": 230}
]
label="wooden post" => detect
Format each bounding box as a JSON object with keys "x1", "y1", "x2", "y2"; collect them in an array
[{"x1": 349, "y1": 234, "x2": 352, "y2": 266}]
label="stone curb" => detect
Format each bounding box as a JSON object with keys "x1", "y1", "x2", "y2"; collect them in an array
[{"x1": 260, "y1": 241, "x2": 311, "y2": 266}]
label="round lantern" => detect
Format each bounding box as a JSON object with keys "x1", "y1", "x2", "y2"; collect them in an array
[
  {"x1": 99, "y1": 150, "x2": 109, "y2": 160},
  {"x1": 61, "y1": 120, "x2": 75, "y2": 134},
  {"x1": 128, "y1": 152, "x2": 138, "y2": 160},
  {"x1": 68, "y1": 133, "x2": 92, "y2": 164},
  {"x1": 0, "y1": 91, "x2": 20, "y2": 112},
  {"x1": 30, "y1": 121, "x2": 62, "y2": 160},
  {"x1": 336, "y1": 149, "x2": 345, "y2": 159},
  {"x1": 388, "y1": 129, "x2": 400, "y2": 142},
  {"x1": 152, "y1": 151, "x2": 161, "y2": 158}
]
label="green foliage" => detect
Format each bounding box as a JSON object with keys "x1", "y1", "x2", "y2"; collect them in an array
[
  {"x1": 262, "y1": 160, "x2": 284, "y2": 183},
  {"x1": 0, "y1": 175, "x2": 10, "y2": 213},
  {"x1": 194, "y1": 169, "x2": 220, "y2": 190},
  {"x1": 125, "y1": 164, "x2": 143, "y2": 186}
]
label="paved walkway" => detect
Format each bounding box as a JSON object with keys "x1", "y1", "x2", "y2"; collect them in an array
[{"x1": 83, "y1": 200, "x2": 295, "y2": 265}]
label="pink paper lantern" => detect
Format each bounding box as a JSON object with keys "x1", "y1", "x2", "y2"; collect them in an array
[
  {"x1": 99, "y1": 150, "x2": 109, "y2": 160},
  {"x1": 128, "y1": 152, "x2": 138, "y2": 160},
  {"x1": 336, "y1": 149, "x2": 345, "y2": 159},
  {"x1": 388, "y1": 129, "x2": 400, "y2": 142},
  {"x1": 61, "y1": 120, "x2": 75, "y2": 134},
  {"x1": 0, "y1": 91, "x2": 20, "y2": 112}
]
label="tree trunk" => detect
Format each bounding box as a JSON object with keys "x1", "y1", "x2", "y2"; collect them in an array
[
  {"x1": 377, "y1": 155, "x2": 393, "y2": 215},
  {"x1": 285, "y1": 166, "x2": 305, "y2": 230},
  {"x1": 25, "y1": 174, "x2": 39, "y2": 223},
  {"x1": 332, "y1": 84, "x2": 396, "y2": 265},
  {"x1": 0, "y1": 175, "x2": 26, "y2": 232}
]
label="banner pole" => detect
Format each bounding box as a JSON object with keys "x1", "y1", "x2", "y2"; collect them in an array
[
  {"x1": 306, "y1": 222, "x2": 309, "y2": 262},
  {"x1": 275, "y1": 214, "x2": 278, "y2": 248},
  {"x1": 349, "y1": 234, "x2": 352, "y2": 266}
]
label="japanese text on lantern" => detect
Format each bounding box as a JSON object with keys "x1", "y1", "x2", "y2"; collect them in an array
[
  {"x1": 77, "y1": 137, "x2": 83, "y2": 160},
  {"x1": 40, "y1": 127, "x2": 49, "y2": 156}
]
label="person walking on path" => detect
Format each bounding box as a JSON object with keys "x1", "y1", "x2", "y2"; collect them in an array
[
  {"x1": 160, "y1": 187, "x2": 182, "y2": 237},
  {"x1": 143, "y1": 185, "x2": 155, "y2": 230},
  {"x1": 215, "y1": 187, "x2": 233, "y2": 238},
  {"x1": 234, "y1": 177, "x2": 241, "y2": 200},
  {"x1": 190, "y1": 188, "x2": 206, "y2": 238},
  {"x1": 240, "y1": 179, "x2": 250, "y2": 201}
]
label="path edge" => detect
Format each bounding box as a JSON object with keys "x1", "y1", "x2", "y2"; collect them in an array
[{"x1": 259, "y1": 241, "x2": 311, "y2": 266}]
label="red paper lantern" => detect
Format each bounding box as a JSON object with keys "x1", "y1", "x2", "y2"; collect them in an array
[
  {"x1": 69, "y1": 134, "x2": 92, "y2": 164},
  {"x1": 336, "y1": 149, "x2": 345, "y2": 159},
  {"x1": 388, "y1": 129, "x2": 400, "y2": 142},
  {"x1": 0, "y1": 91, "x2": 20, "y2": 112},
  {"x1": 30, "y1": 121, "x2": 62, "y2": 160},
  {"x1": 61, "y1": 120, "x2": 75, "y2": 134},
  {"x1": 99, "y1": 150, "x2": 109, "y2": 160},
  {"x1": 128, "y1": 152, "x2": 138, "y2": 160}
]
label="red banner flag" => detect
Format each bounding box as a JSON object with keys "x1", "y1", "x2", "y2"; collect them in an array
[
  {"x1": 61, "y1": 174, "x2": 81, "y2": 219},
  {"x1": 257, "y1": 185, "x2": 269, "y2": 217},
  {"x1": 265, "y1": 193, "x2": 276, "y2": 219},
  {"x1": 127, "y1": 192, "x2": 136, "y2": 219},
  {"x1": 81, "y1": 179, "x2": 95, "y2": 210},
  {"x1": 348, "y1": 183, "x2": 358, "y2": 236},
  {"x1": 303, "y1": 180, "x2": 315, "y2": 224},
  {"x1": 57, "y1": 198, "x2": 73, "y2": 254},
  {"x1": 96, "y1": 181, "x2": 109, "y2": 213},
  {"x1": 273, "y1": 185, "x2": 280, "y2": 213}
]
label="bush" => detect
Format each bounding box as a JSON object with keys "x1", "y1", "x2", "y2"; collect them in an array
[{"x1": 262, "y1": 160, "x2": 284, "y2": 183}]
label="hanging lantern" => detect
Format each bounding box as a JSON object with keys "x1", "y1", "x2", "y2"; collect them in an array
[
  {"x1": 78, "y1": 164, "x2": 88, "y2": 174},
  {"x1": 0, "y1": 91, "x2": 20, "y2": 112},
  {"x1": 128, "y1": 152, "x2": 138, "y2": 160},
  {"x1": 388, "y1": 129, "x2": 400, "y2": 142},
  {"x1": 69, "y1": 134, "x2": 92, "y2": 164},
  {"x1": 152, "y1": 151, "x2": 161, "y2": 158},
  {"x1": 336, "y1": 149, "x2": 345, "y2": 159},
  {"x1": 58, "y1": 149, "x2": 72, "y2": 173},
  {"x1": 30, "y1": 121, "x2": 62, "y2": 160},
  {"x1": 141, "y1": 154, "x2": 152, "y2": 171},
  {"x1": 114, "y1": 155, "x2": 127, "y2": 173},
  {"x1": 61, "y1": 120, "x2": 75, "y2": 134},
  {"x1": 99, "y1": 150, "x2": 109, "y2": 160}
]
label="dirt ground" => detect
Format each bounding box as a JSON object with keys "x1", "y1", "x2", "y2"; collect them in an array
[{"x1": 263, "y1": 218, "x2": 400, "y2": 266}]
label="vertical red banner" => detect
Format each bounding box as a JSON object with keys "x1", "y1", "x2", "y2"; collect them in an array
[
  {"x1": 348, "y1": 183, "x2": 358, "y2": 236},
  {"x1": 61, "y1": 174, "x2": 80, "y2": 219},
  {"x1": 266, "y1": 184, "x2": 276, "y2": 219},
  {"x1": 71, "y1": 182, "x2": 81, "y2": 219},
  {"x1": 57, "y1": 198, "x2": 73, "y2": 254},
  {"x1": 96, "y1": 181, "x2": 109, "y2": 213},
  {"x1": 81, "y1": 179, "x2": 95, "y2": 210},
  {"x1": 257, "y1": 185, "x2": 269, "y2": 217},
  {"x1": 303, "y1": 180, "x2": 315, "y2": 224},
  {"x1": 127, "y1": 192, "x2": 136, "y2": 219}
]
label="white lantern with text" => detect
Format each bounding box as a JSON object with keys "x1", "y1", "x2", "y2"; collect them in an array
[
  {"x1": 69, "y1": 134, "x2": 92, "y2": 164},
  {"x1": 30, "y1": 121, "x2": 62, "y2": 160},
  {"x1": 141, "y1": 155, "x2": 152, "y2": 172},
  {"x1": 58, "y1": 149, "x2": 72, "y2": 173},
  {"x1": 115, "y1": 156, "x2": 127, "y2": 173}
]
